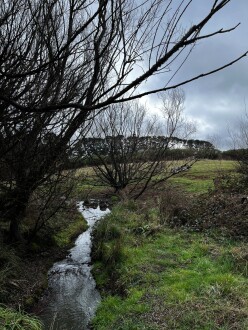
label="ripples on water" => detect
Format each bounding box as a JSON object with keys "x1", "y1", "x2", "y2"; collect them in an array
[{"x1": 39, "y1": 201, "x2": 110, "y2": 330}]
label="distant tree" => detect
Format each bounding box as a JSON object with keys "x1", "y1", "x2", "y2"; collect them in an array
[{"x1": 222, "y1": 149, "x2": 246, "y2": 161}]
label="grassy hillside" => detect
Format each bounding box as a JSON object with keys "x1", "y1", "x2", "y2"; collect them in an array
[{"x1": 76, "y1": 159, "x2": 237, "y2": 197}]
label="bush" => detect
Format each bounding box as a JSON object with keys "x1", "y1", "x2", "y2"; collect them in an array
[
  {"x1": 158, "y1": 185, "x2": 190, "y2": 225},
  {"x1": 158, "y1": 181, "x2": 248, "y2": 240},
  {"x1": 166, "y1": 191, "x2": 248, "y2": 240}
]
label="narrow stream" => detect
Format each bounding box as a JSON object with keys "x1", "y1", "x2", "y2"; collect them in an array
[{"x1": 39, "y1": 201, "x2": 110, "y2": 330}]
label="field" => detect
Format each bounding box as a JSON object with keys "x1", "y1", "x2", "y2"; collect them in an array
[
  {"x1": 91, "y1": 159, "x2": 248, "y2": 330},
  {"x1": 169, "y1": 159, "x2": 236, "y2": 193},
  {"x1": 75, "y1": 159, "x2": 237, "y2": 197}
]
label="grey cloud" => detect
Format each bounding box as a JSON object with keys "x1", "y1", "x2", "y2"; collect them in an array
[{"x1": 145, "y1": 0, "x2": 248, "y2": 150}]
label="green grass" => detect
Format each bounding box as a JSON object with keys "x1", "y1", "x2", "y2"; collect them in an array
[
  {"x1": 53, "y1": 212, "x2": 88, "y2": 248},
  {"x1": 74, "y1": 166, "x2": 111, "y2": 197},
  {"x1": 0, "y1": 305, "x2": 42, "y2": 330},
  {"x1": 92, "y1": 202, "x2": 248, "y2": 330},
  {"x1": 169, "y1": 160, "x2": 236, "y2": 193}
]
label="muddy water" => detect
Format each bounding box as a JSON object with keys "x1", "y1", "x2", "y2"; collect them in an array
[{"x1": 39, "y1": 201, "x2": 110, "y2": 330}]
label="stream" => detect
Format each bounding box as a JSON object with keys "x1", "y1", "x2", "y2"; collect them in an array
[{"x1": 39, "y1": 201, "x2": 110, "y2": 330}]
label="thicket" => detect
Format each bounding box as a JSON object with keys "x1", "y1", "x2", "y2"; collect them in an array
[{"x1": 161, "y1": 173, "x2": 248, "y2": 240}]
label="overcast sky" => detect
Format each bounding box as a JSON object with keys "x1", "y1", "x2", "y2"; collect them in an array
[{"x1": 144, "y1": 0, "x2": 248, "y2": 150}]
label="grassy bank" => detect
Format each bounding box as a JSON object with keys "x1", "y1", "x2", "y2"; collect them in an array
[
  {"x1": 90, "y1": 160, "x2": 248, "y2": 330},
  {"x1": 91, "y1": 199, "x2": 248, "y2": 330}
]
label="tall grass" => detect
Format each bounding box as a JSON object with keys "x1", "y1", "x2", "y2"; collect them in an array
[{"x1": 0, "y1": 305, "x2": 42, "y2": 330}]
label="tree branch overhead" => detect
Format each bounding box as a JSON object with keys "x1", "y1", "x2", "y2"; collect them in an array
[{"x1": 0, "y1": 0, "x2": 245, "y2": 113}]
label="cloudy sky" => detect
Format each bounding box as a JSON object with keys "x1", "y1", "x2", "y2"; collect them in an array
[{"x1": 144, "y1": 0, "x2": 248, "y2": 150}]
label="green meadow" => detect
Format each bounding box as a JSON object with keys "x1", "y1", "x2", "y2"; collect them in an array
[{"x1": 169, "y1": 159, "x2": 236, "y2": 193}]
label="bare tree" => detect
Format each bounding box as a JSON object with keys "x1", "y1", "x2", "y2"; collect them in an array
[
  {"x1": 86, "y1": 91, "x2": 195, "y2": 199},
  {"x1": 159, "y1": 88, "x2": 196, "y2": 139},
  {"x1": 0, "y1": 0, "x2": 246, "y2": 240},
  {"x1": 227, "y1": 111, "x2": 248, "y2": 185},
  {"x1": 0, "y1": 0, "x2": 246, "y2": 113}
]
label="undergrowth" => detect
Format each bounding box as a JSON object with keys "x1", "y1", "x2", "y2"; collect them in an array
[
  {"x1": 165, "y1": 171, "x2": 248, "y2": 240},
  {"x1": 0, "y1": 244, "x2": 21, "y2": 304}
]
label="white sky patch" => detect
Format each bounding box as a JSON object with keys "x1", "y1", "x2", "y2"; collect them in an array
[{"x1": 139, "y1": 94, "x2": 162, "y2": 116}]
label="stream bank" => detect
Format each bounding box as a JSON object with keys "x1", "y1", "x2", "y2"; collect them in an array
[
  {"x1": 37, "y1": 201, "x2": 110, "y2": 330},
  {"x1": 0, "y1": 206, "x2": 87, "y2": 313},
  {"x1": 1, "y1": 203, "x2": 91, "y2": 327},
  {"x1": 90, "y1": 201, "x2": 248, "y2": 330}
]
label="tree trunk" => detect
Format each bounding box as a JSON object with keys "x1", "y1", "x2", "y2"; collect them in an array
[
  {"x1": 9, "y1": 215, "x2": 24, "y2": 242},
  {"x1": 2, "y1": 190, "x2": 30, "y2": 242}
]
